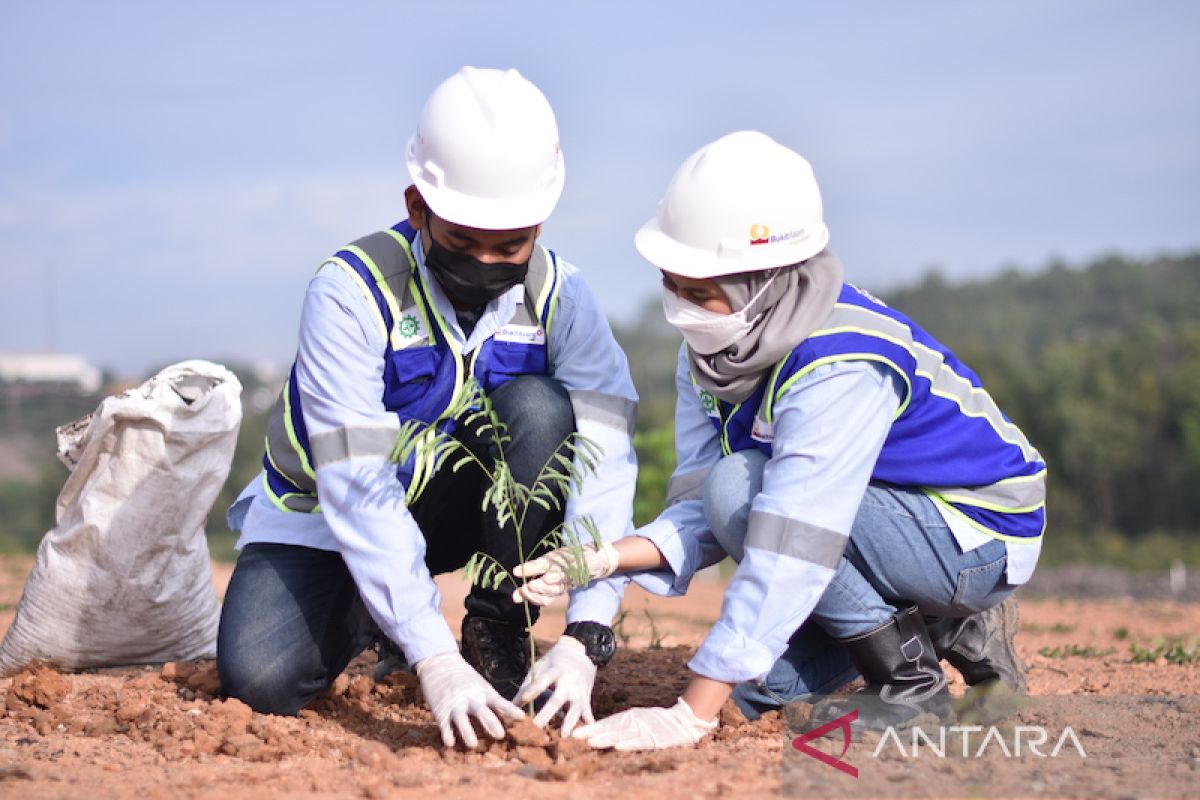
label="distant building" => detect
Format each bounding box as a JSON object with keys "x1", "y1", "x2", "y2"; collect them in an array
[{"x1": 0, "y1": 352, "x2": 103, "y2": 397}]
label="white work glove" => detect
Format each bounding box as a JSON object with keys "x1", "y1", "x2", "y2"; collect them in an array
[
  {"x1": 511, "y1": 542, "x2": 620, "y2": 607},
  {"x1": 514, "y1": 637, "x2": 596, "y2": 737},
  {"x1": 415, "y1": 651, "x2": 525, "y2": 748},
  {"x1": 571, "y1": 698, "x2": 718, "y2": 751}
]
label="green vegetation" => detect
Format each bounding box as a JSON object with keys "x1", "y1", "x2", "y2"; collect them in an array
[
  {"x1": 389, "y1": 378, "x2": 605, "y2": 678},
  {"x1": 610, "y1": 608, "x2": 632, "y2": 647},
  {"x1": 616, "y1": 251, "x2": 1200, "y2": 572},
  {"x1": 886, "y1": 253, "x2": 1200, "y2": 551},
  {"x1": 1128, "y1": 636, "x2": 1200, "y2": 665},
  {"x1": 3, "y1": 251, "x2": 1200, "y2": 573},
  {"x1": 1037, "y1": 644, "x2": 1116, "y2": 659},
  {"x1": 1022, "y1": 622, "x2": 1078, "y2": 635},
  {"x1": 643, "y1": 607, "x2": 665, "y2": 651}
]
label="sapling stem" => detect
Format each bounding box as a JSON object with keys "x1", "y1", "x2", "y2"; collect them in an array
[{"x1": 392, "y1": 378, "x2": 605, "y2": 720}]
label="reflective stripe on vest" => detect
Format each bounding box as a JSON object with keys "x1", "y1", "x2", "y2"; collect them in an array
[
  {"x1": 694, "y1": 283, "x2": 1047, "y2": 541},
  {"x1": 262, "y1": 221, "x2": 562, "y2": 512}
]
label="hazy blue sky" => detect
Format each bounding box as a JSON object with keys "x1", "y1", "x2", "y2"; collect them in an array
[{"x1": 2, "y1": 1, "x2": 1198, "y2": 376}]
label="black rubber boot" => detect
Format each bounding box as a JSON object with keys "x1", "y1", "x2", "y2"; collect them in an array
[
  {"x1": 927, "y1": 595, "x2": 1027, "y2": 693},
  {"x1": 812, "y1": 606, "x2": 952, "y2": 731},
  {"x1": 460, "y1": 616, "x2": 531, "y2": 701}
]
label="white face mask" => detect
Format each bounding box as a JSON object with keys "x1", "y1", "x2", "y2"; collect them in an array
[{"x1": 661, "y1": 274, "x2": 776, "y2": 355}]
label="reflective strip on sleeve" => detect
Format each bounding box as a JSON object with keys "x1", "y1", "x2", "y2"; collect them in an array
[
  {"x1": 745, "y1": 510, "x2": 848, "y2": 570},
  {"x1": 309, "y1": 425, "x2": 402, "y2": 468},
  {"x1": 666, "y1": 468, "x2": 709, "y2": 505},
  {"x1": 568, "y1": 389, "x2": 637, "y2": 436}
]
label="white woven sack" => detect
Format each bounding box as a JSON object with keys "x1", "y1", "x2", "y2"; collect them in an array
[{"x1": 0, "y1": 360, "x2": 242, "y2": 674}]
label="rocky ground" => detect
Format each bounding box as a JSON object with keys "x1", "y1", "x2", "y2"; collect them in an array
[{"x1": 0, "y1": 556, "x2": 1197, "y2": 799}]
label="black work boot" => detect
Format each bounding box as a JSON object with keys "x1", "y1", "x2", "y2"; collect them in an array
[
  {"x1": 460, "y1": 616, "x2": 531, "y2": 701},
  {"x1": 812, "y1": 606, "x2": 952, "y2": 732},
  {"x1": 927, "y1": 595, "x2": 1027, "y2": 693}
]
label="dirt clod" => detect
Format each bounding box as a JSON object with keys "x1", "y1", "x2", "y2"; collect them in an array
[
  {"x1": 506, "y1": 717, "x2": 550, "y2": 747},
  {"x1": 542, "y1": 753, "x2": 603, "y2": 782},
  {"x1": 9, "y1": 662, "x2": 70, "y2": 708},
  {"x1": 210, "y1": 698, "x2": 252, "y2": 725},
  {"x1": 184, "y1": 665, "x2": 221, "y2": 696},
  {"x1": 353, "y1": 741, "x2": 397, "y2": 769},
  {"x1": 552, "y1": 734, "x2": 591, "y2": 761},
  {"x1": 514, "y1": 745, "x2": 553, "y2": 768},
  {"x1": 221, "y1": 733, "x2": 265, "y2": 759}
]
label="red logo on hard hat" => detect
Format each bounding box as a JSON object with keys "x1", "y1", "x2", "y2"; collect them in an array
[{"x1": 749, "y1": 224, "x2": 770, "y2": 246}]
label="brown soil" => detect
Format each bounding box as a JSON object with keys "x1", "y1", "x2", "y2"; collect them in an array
[{"x1": 0, "y1": 556, "x2": 1197, "y2": 799}]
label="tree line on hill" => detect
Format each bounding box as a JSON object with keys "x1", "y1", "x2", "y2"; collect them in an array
[{"x1": 2, "y1": 250, "x2": 1198, "y2": 568}]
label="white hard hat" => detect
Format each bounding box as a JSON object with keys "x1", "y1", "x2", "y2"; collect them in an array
[
  {"x1": 406, "y1": 66, "x2": 564, "y2": 230},
  {"x1": 635, "y1": 131, "x2": 829, "y2": 278}
]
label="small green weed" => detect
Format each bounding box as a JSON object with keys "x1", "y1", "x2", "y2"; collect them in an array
[
  {"x1": 610, "y1": 608, "x2": 632, "y2": 647},
  {"x1": 1037, "y1": 644, "x2": 1116, "y2": 659},
  {"x1": 1128, "y1": 637, "x2": 1200, "y2": 665},
  {"x1": 644, "y1": 606, "x2": 665, "y2": 651},
  {"x1": 1024, "y1": 621, "x2": 1077, "y2": 635}
]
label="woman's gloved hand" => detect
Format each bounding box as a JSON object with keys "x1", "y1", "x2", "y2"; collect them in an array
[
  {"x1": 571, "y1": 697, "x2": 718, "y2": 751},
  {"x1": 511, "y1": 542, "x2": 620, "y2": 606}
]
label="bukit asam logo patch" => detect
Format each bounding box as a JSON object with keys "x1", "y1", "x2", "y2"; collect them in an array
[{"x1": 748, "y1": 223, "x2": 808, "y2": 247}]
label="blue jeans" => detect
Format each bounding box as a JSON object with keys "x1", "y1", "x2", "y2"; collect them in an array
[
  {"x1": 705, "y1": 450, "x2": 1015, "y2": 719},
  {"x1": 217, "y1": 374, "x2": 575, "y2": 715}
]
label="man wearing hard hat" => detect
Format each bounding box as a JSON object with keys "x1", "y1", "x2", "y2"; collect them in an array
[
  {"x1": 514, "y1": 131, "x2": 1043, "y2": 749},
  {"x1": 216, "y1": 67, "x2": 636, "y2": 749}
]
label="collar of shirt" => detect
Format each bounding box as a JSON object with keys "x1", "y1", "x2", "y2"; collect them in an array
[{"x1": 412, "y1": 235, "x2": 525, "y2": 353}]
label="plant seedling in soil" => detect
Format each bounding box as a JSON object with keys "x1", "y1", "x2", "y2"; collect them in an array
[{"x1": 391, "y1": 378, "x2": 606, "y2": 712}]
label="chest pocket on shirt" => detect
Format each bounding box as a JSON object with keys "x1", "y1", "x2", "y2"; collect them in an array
[
  {"x1": 382, "y1": 346, "x2": 453, "y2": 424},
  {"x1": 480, "y1": 341, "x2": 548, "y2": 393}
]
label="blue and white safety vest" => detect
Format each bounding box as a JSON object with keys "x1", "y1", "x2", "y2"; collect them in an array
[
  {"x1": 692, "y1": 283, "x2": 1046, "y2": 541},
  {"x1": 261, "y1": 221, "x2": 562, "y2": 513}
]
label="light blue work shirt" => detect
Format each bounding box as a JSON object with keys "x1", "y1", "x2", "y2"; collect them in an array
[
  {"x1": 634, "y1": 346, "x2": 1040, "y2": 683},
  {"x1": 230, "y1": 235, "x2": 637, "y2": 667}
]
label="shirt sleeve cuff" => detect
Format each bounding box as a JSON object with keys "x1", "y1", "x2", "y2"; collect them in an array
[
  {"x1": 566, "y1": 573, "x2": 629, "y2": 625},
  {"x1": 687, "y1": 618, "x2": 777, "y2": 683},
  {"x1": 628, "y1": 517, "x2": 696, "y2": 597},
  {"x1": 389, "y1": 607, "x2": 459, "y2": 666}
]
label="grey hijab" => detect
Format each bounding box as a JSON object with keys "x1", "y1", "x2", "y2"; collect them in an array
[{"x1": 689, "y1": 249, "x2": 845, "y2": 404}]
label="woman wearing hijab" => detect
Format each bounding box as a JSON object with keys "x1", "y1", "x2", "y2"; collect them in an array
[{"x1": 511, "y1": 131, "x2": 1046, "y2": 751}]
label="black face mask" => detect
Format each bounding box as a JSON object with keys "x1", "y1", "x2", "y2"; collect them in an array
[{"x1": 423, "y1": 226, "x2": 530, "y2": 308}]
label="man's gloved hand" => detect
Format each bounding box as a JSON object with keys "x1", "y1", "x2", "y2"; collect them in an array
[
  {"x1": 514, "y1": 636, "x2": 596, "y2": 737},
  {"x1": 511, "y1": 542, "x2": 619, "y2": 607},
  {"x1": 415, "y1": 651, "x2": 525, "y2": 748},
  {"x1": 571, "y1": 697, "x2": 718, "y2": 751}
]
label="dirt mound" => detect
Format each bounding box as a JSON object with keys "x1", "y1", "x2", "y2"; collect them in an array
[
  {"x1": 1, "y1": 558, "x2": 1198, "y2": 799},
  {"x1": 0, "y1": 645, "x2": 795, "y2": 798}
]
